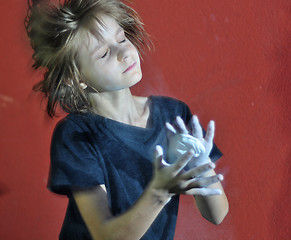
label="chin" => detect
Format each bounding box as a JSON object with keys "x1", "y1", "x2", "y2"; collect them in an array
[{"x1": 128, "y1": 71, "x2": 142, "y2": 87}]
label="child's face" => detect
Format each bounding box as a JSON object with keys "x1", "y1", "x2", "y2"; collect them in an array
[{"x1": 77, "y1": 15, "x2": 142, "y2": 93}]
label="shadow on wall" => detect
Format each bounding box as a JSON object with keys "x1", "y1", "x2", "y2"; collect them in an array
[
  {"x1": 0, "y1": 182, "x2": 9, "y2": 197},
  {"x1": 268, "y1": 12, "x2": 291, "y2": 239},
  {"x1": 267, "y1": 22, "x2": 291, "y2": 131},
  {"x1": 270, "y1": 152, "x2": 291, "y2": 239}
]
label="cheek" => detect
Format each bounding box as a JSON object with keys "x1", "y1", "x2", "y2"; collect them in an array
[
  {"x1": 95, "y1": 67, "x2": 118, "y2": 84},
  {"x1": 78, "y1": 57, "x2": 94, "y2": 79},
  {"x1": 127, "y1": 41, "x2": 139, "y2": 55}
]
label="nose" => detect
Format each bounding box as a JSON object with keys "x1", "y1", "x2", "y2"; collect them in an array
[{"x1": 117, "y1": 45, "x2": 129, "y2": 62}]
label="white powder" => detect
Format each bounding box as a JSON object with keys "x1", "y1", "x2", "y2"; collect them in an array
[{"x1": 167, "y1": 134, "x2": 206, "y2": 168}]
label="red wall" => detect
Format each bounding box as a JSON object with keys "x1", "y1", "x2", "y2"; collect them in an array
[{"x1": 0, "y1": 0, "x2": 290, "y2": 239}]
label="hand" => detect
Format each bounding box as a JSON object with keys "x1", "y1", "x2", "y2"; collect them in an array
[
  {"x1": 150, "y1": 146, "x2": 222, "y2": 201},
  {"x1": 166, "y1": 115, "x2": 215, "y2": 169}
]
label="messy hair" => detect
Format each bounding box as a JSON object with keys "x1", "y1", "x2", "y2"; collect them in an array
[{"x1": 25, "y1": 0, "x2": 151, "y2": 117}]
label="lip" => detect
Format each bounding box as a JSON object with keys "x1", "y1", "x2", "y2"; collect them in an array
[{"x1": 123, "y1": 62, "x2": 136, "y2": 73}]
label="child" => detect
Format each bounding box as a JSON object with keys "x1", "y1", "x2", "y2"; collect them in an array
[{"x1": 25, "y1": 0, "x2": 228, "y2": 239}]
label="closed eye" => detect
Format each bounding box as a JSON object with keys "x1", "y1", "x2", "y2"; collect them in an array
[{"x1": 101, "y1": 49, "x2": 109, "y2": 58}]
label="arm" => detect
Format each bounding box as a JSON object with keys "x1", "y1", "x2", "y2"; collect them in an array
[
  {"x1": 73, "y1": 182, "x2": 168, "y2": 240},
  {"x1": 194, "y1": 165, "x2": 229, "y2": 225},
  {"x1": 191, "y1": 117, "x2": 228, "y2": 224},
  {"x1": 73, "y1": 146, "x2": 222, "y2": 240},
  {"x1": 166, "y1": 115, "x2": 229, "y2": 225}
]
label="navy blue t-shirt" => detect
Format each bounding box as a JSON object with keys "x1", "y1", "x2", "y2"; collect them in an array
[{"x1": 48, "y1": 95, "x2": 222, "y2": 240}]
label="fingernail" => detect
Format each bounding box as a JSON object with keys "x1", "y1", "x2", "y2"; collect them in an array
[
  {"x1": 176, "y1": 116, "x2": 183, "y2": 123},
  {"x1": 166, "y1": 122, "x2": 176, "y2": 133},
  {"x1": 209, "y1": 162, "x2": 215, "y2": 169},
  {"x1": 218, "y1": 174, "x2": 224, "y2": 181},
  {"x1": 209, "y1": 120, "x2": 215, "y2": 127},
  {"x1": 155, "y1": 145, "x2": 163, "y2": 155},
  {"x1": 216, "y1": 189, "x2": 222, "y2": 195}
]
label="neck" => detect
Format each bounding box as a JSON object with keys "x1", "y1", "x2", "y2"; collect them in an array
[{"x1": 88, "y1": 88, "x2": 149, "y2": 127}]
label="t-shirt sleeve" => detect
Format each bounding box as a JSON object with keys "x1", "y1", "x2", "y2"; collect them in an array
[
  {"x1": 182, "y1": 103, "x2": 223, "y2": 163},
  {"x1": 48, "y1": 118, "x2": 105, "y2": 195}
]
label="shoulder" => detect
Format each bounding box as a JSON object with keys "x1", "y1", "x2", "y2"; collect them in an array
[
  {"x1": 52, "y1": 113, "x2": 98, "y2": 143},
  {"x1": 54, "y1": 113, "x2": 97, "y2": 131}
]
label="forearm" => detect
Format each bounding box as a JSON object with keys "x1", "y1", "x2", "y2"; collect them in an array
[
  {"x1": 92, "y1": 183, "x2": 170, "y2": 240},
  {"x1": 194, "y1": 169, "x2": 229, "y2": 225}
]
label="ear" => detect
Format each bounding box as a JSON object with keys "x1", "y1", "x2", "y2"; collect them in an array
[{"x1": 80, "y1": 82, "x2": 88, "y2": 90}]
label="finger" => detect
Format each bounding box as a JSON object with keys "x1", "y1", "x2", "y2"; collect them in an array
[
  {"x1": 183, "y1": 188, "x2": 222, "y2": 196},
  {"x1": 191, "y1": 115, "x2": 203, "y2": 138},
  {"x1": 172, "y1": 150, "x2": 194, "y2": 174},
  {"x1": 165, "y1": 122, "x2": 177, "y2": 134},
  {"x1": 154, "y1": 145, "x2": 169, "y2": 170},
  {"x1": 182, "y1": 162, "x2": 216, "y2": 180},
  {"x1": 188, "y1": 174, "x2": 223, "y2": 188},
  {"x1": 176, "y1": 116, "x2": 188, "y2": 134},
  {"x1": 205, "y1": 120, "x2": 215, "y2": 143}
]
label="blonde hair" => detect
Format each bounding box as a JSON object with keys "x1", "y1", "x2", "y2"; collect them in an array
[{"x1": 25, "y1": 0, "x2": 151, "y2": 117}]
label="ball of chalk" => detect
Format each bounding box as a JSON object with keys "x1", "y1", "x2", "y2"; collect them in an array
[
  {"x1": 174, "y1": 134, "x2": 205, "y2": 157},
  {"x1": 167, "y1": 134, "x2": 205, "y2": 165}
]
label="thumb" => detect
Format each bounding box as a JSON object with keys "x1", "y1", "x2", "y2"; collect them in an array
[{"x1": 154, "y1": 145, "x2": 168, "y2": 170}]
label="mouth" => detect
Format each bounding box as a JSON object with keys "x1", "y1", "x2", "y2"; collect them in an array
[{"x1": 123, "y1": 62, "x2": 136, "y2": 73}]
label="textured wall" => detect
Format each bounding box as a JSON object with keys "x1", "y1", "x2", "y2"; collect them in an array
[{"x1": 0, "y1": 0, "x2": 290, "y2": 239}]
